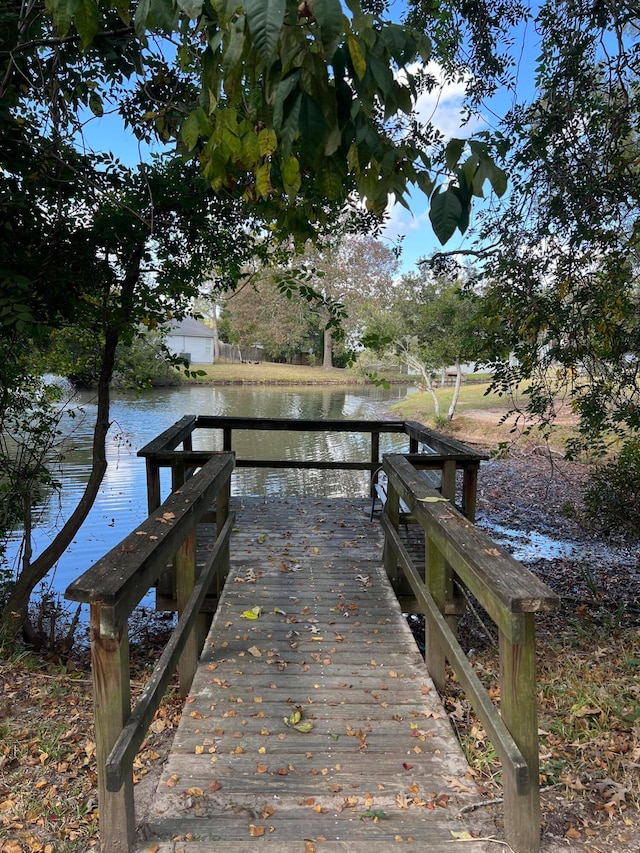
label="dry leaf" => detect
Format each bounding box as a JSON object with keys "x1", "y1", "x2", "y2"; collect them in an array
[{"x1": 249, "y1": 824, "x2": 265, "y2": 837}]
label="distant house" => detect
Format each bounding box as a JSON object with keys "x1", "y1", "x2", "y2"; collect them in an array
[{"x1": 165, "y1": 317, "x2": 216, "y2": 364}]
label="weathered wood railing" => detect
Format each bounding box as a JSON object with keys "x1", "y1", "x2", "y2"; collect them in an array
[
  {"x1": 380, "y1": 453, "x2": 559, "y2": 853},
  {"x1": 65, "y1": 454, "x2": 235, "y2": 853},
  {"x1": 137, "y1": 415, "x2": 486, "y2": 519}
]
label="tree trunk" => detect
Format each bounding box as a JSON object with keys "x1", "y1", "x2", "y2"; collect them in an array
[
  {"x1": 404, "y1": 352, "x2": 440, "y2": 419},
  {"x1": 323, "y1": 326, "x2": 333, "y2": 369},
  {"x1": 211, "y1": 303, "x2": 220, "y2": 361},
  {"x1": 1, "y1": 250, "x2": 144, "y2": 640},
  {"x1": 447, "y1": 359, "x2": 463, "y2": 421}
]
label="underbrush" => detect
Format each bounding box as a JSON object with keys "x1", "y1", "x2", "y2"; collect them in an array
[{"x1": 442, "y1": 625, "x2": 639, "y2": 841}]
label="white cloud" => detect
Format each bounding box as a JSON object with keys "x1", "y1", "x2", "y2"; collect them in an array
[{"x1": 406, "y1": 62, "x2": 488, "y2": 138}]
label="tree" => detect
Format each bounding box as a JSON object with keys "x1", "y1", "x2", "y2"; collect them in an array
[
  {"x1": 0, "y1": 0, "x2": 527, "y2": 641},
  {"x1": 365, "y1": 273, "x2": 485, "y2": 421},
  {"x1": 51, "y1": 0, "x2": 513, "y2": 242},
  {"x1": 469, "y1": 1, "x2": 640, "y2": 457},
  {"x1": 0, "y1": 155, "x2": 270, "y2": 641},
  {"x1": 219, "y1": 270, "x2": 323, "y2": 363},
  {"x1": 299, "y1": 235, "x2": 400, "y2": 369}
]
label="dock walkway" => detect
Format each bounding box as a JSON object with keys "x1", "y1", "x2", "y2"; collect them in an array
[{"x1": 140, "y1": 497, "x2": 498, "y2": 852}]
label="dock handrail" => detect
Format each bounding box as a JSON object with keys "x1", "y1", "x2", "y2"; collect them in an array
[
  {"x1": 381, "y1": 453, "x2": 559, "y2": 853},
  {"x1": 65, "y1": 453, "x2": 235, "y2": 853},
  {"x1": 137, "y1": 415, "x2": 487, "y2": 519}
]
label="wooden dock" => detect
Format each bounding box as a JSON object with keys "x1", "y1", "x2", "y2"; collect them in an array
[{"x1": 139, "y1": 497, "x2": 499, "y2": 851}]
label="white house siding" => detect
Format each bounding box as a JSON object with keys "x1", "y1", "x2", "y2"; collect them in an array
[{"x1": 165, "y1": 318, "x2": 216, "y2": 364}]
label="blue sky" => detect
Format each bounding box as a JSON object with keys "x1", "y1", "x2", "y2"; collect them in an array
[
  {"x1": 381, "y1": 16, "x2": 540, "y2": 272},
  {"x1": 78, "y1": 5, "x2": 540, "y2": 276}
]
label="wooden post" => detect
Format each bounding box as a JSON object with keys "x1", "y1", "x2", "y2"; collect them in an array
[
  {"x1": 90, "y1": 604, "x2": 135, "y2": 853},
  {"x1": 424, "y1": 535, "x2": 447, "y2": 692},
  {"x1": 441, "y1": 459, "x2": 456, "y2": 503},
  {"x1": 145, "y1": 458, "x2": 161, "y2": 514},
  {"x1": 175, "y1": 526, "x2": 198, "y2": 697},
  {"x1": 500, "y1": 613, "x2": 541, "y2": 853},
  {"x1": 462, "y1": 464, "x2": 479, "y2": 522},
  {"x1": 216, "y1": 479, "x2": 231, "y2": 588},
  {"x1": 171, "y1": 457, "x2": 187, "y2": 492},
  {"x1": 223, "y1": 427, "x2": 232, "y2": 452},
  {"x1": 383, "y1": 481, "x2": 400, "y2": 587},
  {"x1": 370, "y1": 432, "x2": 380, "y2": 497}
]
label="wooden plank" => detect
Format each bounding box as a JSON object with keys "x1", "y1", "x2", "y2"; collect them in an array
[
  {"x1": 385, "y1": 455, "x2": 559, "y2": 615},
  {"x1": 138, "y1": 841, "x2": 495, "y2": 852},
  {"x1": 194, "y1": 416, "x2": 408, "y2": 435},
  {"x1": 137, "y1": 415, "x2": 197, "y2": 457},
  {"x1": 142, "y1": 498, "x2": 495, "y2": 849}
]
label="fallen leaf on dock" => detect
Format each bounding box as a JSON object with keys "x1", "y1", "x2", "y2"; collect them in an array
[{"x1": 241, "y1": 606, "x2": 262, "y2": 619}]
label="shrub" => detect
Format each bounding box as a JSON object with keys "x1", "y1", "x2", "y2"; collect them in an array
[{"x1": 584, "y1": 439, "x2": 640, "y2": 537}]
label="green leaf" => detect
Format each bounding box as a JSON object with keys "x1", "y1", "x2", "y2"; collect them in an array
[
  {"x1": 415, "y1": 171, "x2": 434, "y2": 197},
  {"x1": 369, "y1": 56, "x2": 393, "y2": 97},
  {"x1": 445, "y1": 138, "x2": 466, "y2": 172},
  {"x1": 273, "y1": 71, "x2": 301, "y2": 131},
  {"x1": 429, "y1": 186, "x2": 463, "y2": 244},
  {"x1": 298, "y1": 95, "x2": 328, "y2": 164},
  {"x1": 258, "y1": 127, "x2": 277, "y2": 157},
  {"x1": 347, "y1": 34, "x2": 366, "y2": 80},
  {"x1": 221, "y1": 13, "x2": 246, "y2": 72},
  {"x1": 177, "y1": 0, "x2": 203, "y2": 18},
  {"x1": 133, "y1": 0, "x2": 151, "y2": 37},
  {"x1": 88, "y1": 91, "x2": 103, "y2": 117},
  {"x1": 313, "y1": 0, "x2": 344, "y2": 58},
  {"x1": 149, "y1": 0, "x2": 179, "y2": 32},
  {"x1": 182, "y1": 109, "x2": 202, "y2": 150},
  {"x1": 255, "y1": 163, "x2": 272, "y2": 197},
  {"x1": 281, "y1": 156, "x2": 301, "y2": 199},
  {"x1": 75, "y1": 0, "x2": 100, "y2": 49},
  {"x1": 244, "y1": 0, "x2": 286, "y2": 65},
  {"x1": 240, "y1": 128, "x2": 260, "y2": 165},
  {"x1": 318, "y1": 161, "x2": 343, "y2": 200},
  {"x1": 51, "y1": 0, "x2": 80, "y2": 38},
  {"x1": 488, "y1": 164, "x2": 508, "y2": 197}
]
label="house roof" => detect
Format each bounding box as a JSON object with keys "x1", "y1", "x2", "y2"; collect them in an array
[{"x1": 167, "y1": 317, "x2": 216, "y2": 338}]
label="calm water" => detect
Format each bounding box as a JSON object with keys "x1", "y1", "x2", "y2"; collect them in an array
[{"x1": 6, "y1": 383, "x2": 414, "y2": 598}]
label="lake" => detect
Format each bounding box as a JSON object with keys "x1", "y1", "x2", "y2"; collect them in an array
[{"x1": 5, "y1": 383, "x2": 415, "y2": 601}]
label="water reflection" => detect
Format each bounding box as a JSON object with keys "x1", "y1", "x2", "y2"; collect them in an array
[{"x1": 5, "y1": 383, "x2": 413, "y2": 595}]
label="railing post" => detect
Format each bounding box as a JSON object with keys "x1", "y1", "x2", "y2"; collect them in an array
[
  {"x1": 216, "y1": 478, "x2": 231, "y2": 591},
  {"x1": 145, "y1": 458, "x2": 161, "y2": 514},
  {"x1": 223, "y1": 427, "x2": 232, "y2": 452},
  {"x1": 383, "y1": 481, "x2": 400, "y2": 587},
  {"x1": 500, "y1": 613, "x2": 541, "y2": 853},
  {"x1": 441, "y1": 459, "x2": 456, "y2": 503},
  {"x1": 424, "y1": 535, "x2": 447, "y2": 691},
  {"x1": 370, "y1": 431, "x2": 380, "y2": 497},
  {"x1": 90, "y1": 604, "x2": 135, "y2": 853},
  {"x1": 461, "y1": 464, "x2": 479, "y2": 522},
  {"x1": 176, "y1": 525, "x2": 198, "y2": 697}
]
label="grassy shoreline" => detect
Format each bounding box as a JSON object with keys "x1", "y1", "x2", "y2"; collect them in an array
[{"x1": 187, "y1": 360, "x2": 572, "y2": 452}]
